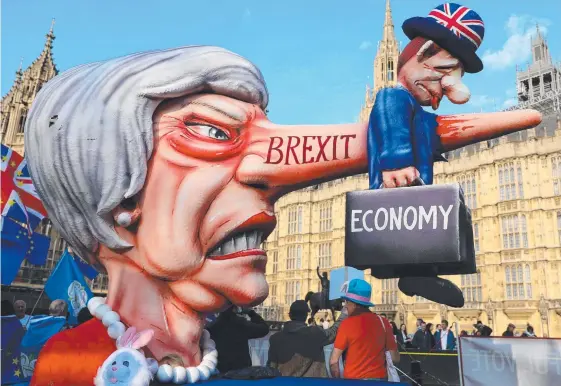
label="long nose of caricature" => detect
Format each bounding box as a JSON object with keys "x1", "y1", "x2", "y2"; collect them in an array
[
  {"x1": 442, "y1": 75, "x2": 470, "y2": 105},
  {"x1": 236, "y1": 122, "x2": 368, "y2": 197}
]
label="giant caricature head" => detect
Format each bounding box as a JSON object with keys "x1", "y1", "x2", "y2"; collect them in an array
[
  {"x1": 25, "y1": 46, "x2": 367, "y2": 364},
  {"x1": 397, "y1": 3, "x2": 485, "y2": 110},
  {"x1": 398, "y1": 37, "x2": 471, "y2": 110}
]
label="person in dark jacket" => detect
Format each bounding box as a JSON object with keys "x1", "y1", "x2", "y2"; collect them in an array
[
  {"x1": 502, "y1": 323, "x2": 515, "y2": 337},
  {"x1": 521, "y1": 324, "x2": 536, "y2": 338},
  {"x1": 267, "y1": 300, "x2": 347, "y2": 377},
  {"x1": 426, "y1": 323, "x2": 436, "y2": 349},
  {"x1": 208, "y1": 306, "x2": 269, "y2": 373},
  {"x1": 412, "y1": 322, "x2": 432, "y2": 351}
]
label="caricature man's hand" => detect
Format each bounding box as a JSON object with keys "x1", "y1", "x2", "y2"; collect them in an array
[{"x1": 382, "y1": 166, "x2": 420, "y2": 188}]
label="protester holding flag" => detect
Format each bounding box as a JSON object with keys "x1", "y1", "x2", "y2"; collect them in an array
[
  {"x1": 44, "y1": 249, "x2": 94, "y2": 326},
  {"x1": 14, "y1": 300, "x2": 31, "y2": 328}
]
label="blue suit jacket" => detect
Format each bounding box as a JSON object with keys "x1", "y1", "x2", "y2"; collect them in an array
[
  {"x1": 367, "y1": 86, "x2": 446, "y2": 189},
  {"x1": 434, "y1": 329, "x2": 456, "y2": 350}
]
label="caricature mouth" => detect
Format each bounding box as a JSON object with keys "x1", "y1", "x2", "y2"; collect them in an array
[
  {"x1": 207, "y1": 212, "x2": 276, "y2": 260},
  {"x1": 416, "y1": 82, "x2": 441, "y2": 110}
]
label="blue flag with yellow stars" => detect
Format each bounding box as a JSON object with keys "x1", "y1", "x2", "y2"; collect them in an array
[
  {"x1": 25, "y1": 231, "x2": 50, "y2": 266},
  {"x1": 1, "y1": 217, "x2": 31, "y2": 285},
  {"x1": 1, "y1": 216, "x2": 50, "y2": 284},
  {"x1": 1, "y1": 316, "x2": 25, "y2": 384}
]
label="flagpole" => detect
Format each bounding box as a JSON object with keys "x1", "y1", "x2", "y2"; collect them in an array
[{"x1": 25, "y1": 288, "x2": 45, "y2": 328}]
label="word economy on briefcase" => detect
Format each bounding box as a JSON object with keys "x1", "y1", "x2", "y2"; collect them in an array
[{"x1": 350, "y1": 204, "x2": 454, "y2": 233}]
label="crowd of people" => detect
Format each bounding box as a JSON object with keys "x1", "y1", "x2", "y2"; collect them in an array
[
  {"x1": 1, "y1": 283, "x2": 540, "y2": 383},
  {"x1": 2, "y1": 298, "x2": 94, "y2": 331}
]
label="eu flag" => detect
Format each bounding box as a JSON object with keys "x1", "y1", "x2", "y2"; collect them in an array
[
  {"x1": 44, "y1": 251, "x2": 93, "y2": 325},
  {"x1": 1, "y1": 316, "x2": 25, "y2": 384},
  {"x1": 25, "y1": 232, "x2": 50, "y2": 266},
  {"x1": 1, "y1": 217, "x2": 30, "y2": 285}
]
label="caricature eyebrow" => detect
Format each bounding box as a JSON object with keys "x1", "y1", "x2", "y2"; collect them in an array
[{"x1": 188, "y1": 101, "x2": 246, "y2": 123}]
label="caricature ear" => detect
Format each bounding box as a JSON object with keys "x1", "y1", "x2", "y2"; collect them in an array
[
  {"x1": 113, "y1": 207, "x2": 141, "y2": 228},
  {"x1": 117, "y1": 326, "x2": 137, "y2": 348},
  {"x1": 416, "y1": 40, "x2": 437, "y2": 61},
  {"x1": 130, "y1": 329, "x2": 154, "y2": 350}
]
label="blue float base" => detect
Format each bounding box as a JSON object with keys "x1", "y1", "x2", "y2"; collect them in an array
[{"x1": 157, "y1": 378, "x2": 408, "y2": 385}]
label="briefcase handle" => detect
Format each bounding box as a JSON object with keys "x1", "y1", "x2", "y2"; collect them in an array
[{"x1": 379, "y1": 177, "x2": 425, "y2": 190}]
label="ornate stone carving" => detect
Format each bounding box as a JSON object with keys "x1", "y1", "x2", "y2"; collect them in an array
[
  {"x1": 539, "y1": 295, "x2": 549, "y2": 321},
  {"x1": 485, "y1": 299, "x2": 495, "y2": 323}
]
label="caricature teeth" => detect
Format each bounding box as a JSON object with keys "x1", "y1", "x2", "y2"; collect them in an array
[{"x1": 208, "y1": 230, "x2": 264, "y2": 256}]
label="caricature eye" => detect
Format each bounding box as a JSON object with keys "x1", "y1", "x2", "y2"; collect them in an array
[
  {"x1": 112, "y1": 361, "x2": 116, "y2": 365},
  {"x1": 188, "y1": 124, "x2": 231, "y2": 141},
  {"x1": 123, "y1": 361, "x2": 129, "y2": 367}
]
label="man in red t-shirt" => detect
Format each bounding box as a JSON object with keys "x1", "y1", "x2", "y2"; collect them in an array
[{"x1": 329, "y1": 279, "x2": 400, "y2": 380}]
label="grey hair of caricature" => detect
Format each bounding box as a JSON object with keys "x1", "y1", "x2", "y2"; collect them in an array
[
  {"x1": 25, "y1": 46, "x2": 269, "y2": 263},
  {"x1": 49, "y1": 299, "x2": 68, "y2": 317}
]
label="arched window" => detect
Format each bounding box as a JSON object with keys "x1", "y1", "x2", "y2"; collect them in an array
[
  {"x1": 461, "y1": 271, "x2": 482, "y2": 302},
  {"x1": 498, "y1": 162, "x2": 524, "y2": 200},
  {"x1": 387, "y1": 59, "x2": 394, "y2": 81},
  {"x1": 501, "y1": 214, "x2": 529, "y2": 249},
  {"x1": 381, "y1": 279, "x2": 398, "y2": 304},
  {"x1": 558, "y1": 212, "x2": 561, "y2": 244},
  {"x1": 505, "y1": 264, "x2": 532, "y2": 300},
  {"x1": 552, "y1": 157, "x2": 561, "y2": 195},
  {"x1": 17, "y1": 110, "x2": 27, "y2": 133}
]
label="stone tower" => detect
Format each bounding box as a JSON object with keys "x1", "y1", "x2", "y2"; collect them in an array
[
  {"x1": 1, "y1": 20, "x2": 58, "y2": 155},
  {"x1": 359, "y1": 0, "x2": 400, "y2": 123},
  {"x1": 515, "y1": 24, "x2": 561, "y2": 115}
]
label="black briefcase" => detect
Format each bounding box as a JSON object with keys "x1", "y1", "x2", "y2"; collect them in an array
[{"x1": 344, "y1": 183, "x2": 476, "y2": 278}]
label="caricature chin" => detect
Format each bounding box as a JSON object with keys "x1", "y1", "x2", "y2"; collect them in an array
[
  {"x1": 413, "y1": 82, "x2": 432, "y2": 106},
  {"x1": 228, "y1": 272, "x2": 269, "y2": 307}
]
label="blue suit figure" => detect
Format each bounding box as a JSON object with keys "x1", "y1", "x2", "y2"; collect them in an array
[
  {"x1": 367, "y1": 85, "x2": 446, "y2": 190},
  {"x1": 367, "y1": 2, "x2": 488, "y2": 190},
  {"x1": 366, "y1": 3, "x2": 487, "y2": 306},
  {"x1": 365, "y1": 3, "x2": 542, "y2": 307}
]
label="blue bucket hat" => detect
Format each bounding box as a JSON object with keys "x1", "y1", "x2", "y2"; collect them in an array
[
  {"x1": 342, "y1": 279, "x2": 374, "y2": 307},
  {"x1": 402, "y1": 3, "x2": 485, "y2": 73}
]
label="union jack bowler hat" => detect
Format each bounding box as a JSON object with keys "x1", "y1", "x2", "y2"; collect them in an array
[
  {"x1": 402, "y1": 3, "x2": 485, "y2": 73},
  {"x1": 342, "y1": 279, "x2": 374, "y2": 307}
]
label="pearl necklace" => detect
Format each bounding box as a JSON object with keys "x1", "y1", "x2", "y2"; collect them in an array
[{"x1": 88, "y1": 297, "x2": 219, "y2": 384}]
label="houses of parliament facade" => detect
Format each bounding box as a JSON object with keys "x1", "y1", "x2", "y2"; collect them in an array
[{"x1": 2, "y1": 1, "x2": 561, "y2": 336}]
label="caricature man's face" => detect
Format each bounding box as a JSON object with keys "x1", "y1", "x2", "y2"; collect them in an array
[
  {"x1": 129, "y1": 94, "x2": 366, "y2": 314},
  {"x1": 398, "y1": 43, "x2": 471, "y2": 110}
]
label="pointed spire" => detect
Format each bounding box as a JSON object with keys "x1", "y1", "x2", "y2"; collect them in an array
[
  {"x1": 382, "y1": 0, "x2": 396, "y2": 43},
  {"x1": 16, "y1": 57, "x2": 23, "y2": 77},
  {"x1": 45, "y1": 18, "x2": 56, "y2": 50}
]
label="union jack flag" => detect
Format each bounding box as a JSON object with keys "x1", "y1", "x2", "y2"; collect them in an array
[
  {"x1": 428, "y1": 3, "x2": 485, "y2": 48},
  {"x1": 1, "y1": 144, "x2": 47, "y2": 232}
]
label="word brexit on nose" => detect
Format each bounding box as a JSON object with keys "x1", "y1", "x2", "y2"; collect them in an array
[{"x1": 265, "y1": 135, "x2": 356, "y2": 165}]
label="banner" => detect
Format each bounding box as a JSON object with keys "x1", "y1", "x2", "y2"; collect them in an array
[
  {"x1": 459, "y1": 337, "x2": 561, "y2": 386},
  {"x1": 328, "y1": 267, "x2": 364, "y2": 300}
]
